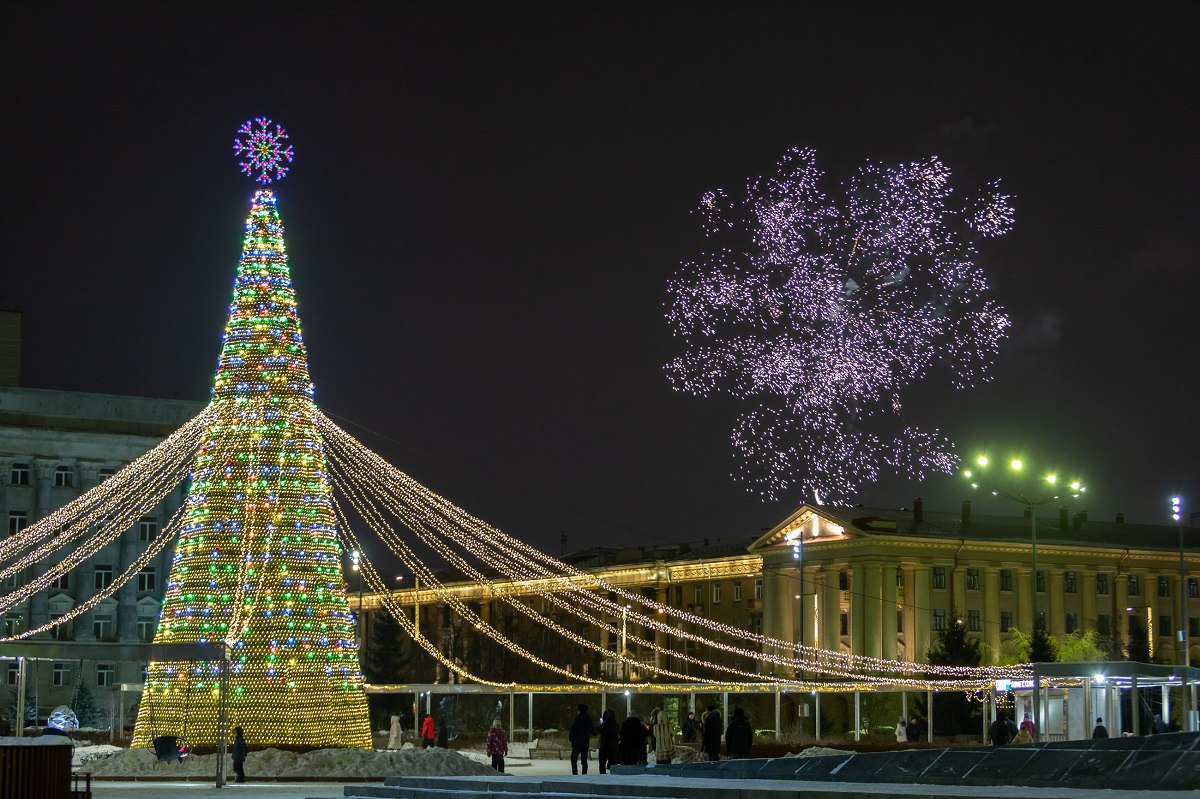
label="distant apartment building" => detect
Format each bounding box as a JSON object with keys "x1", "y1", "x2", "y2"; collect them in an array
[{"x1": 1, "y1": 384, "x2": 203, "y2": 718}]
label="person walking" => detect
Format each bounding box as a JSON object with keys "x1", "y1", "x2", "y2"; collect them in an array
[
  {"x1": 486, "y1": 718, "x2": 508, "y2": 772},
  {"x1": 231, "y1": 726, "x2": 248, "y2": 783},
  {"x1": 989, "y1": 713, "x2": 1012, "y2": 746},
  {"x1": 618, "y1": 713, "x2": 647, "y2": 765},
  {"x1": 702, "y1": 705, "x2": 723, "y2": 762},
  {"x1": 420, "y1": 713, "x2": 436, "y2": 748},
  {"x1": 725, "y1": 708, "x2": 753, "y2": 758},
  {"x1": 1092, "y1": 717, "x2": 1109, "y2": 739},
  {"x1": 895, "y1": 717, "x2": 907, "y2": 743},
  {"x1": 569, "y1": 703, "x2": 595, "y2": 775},
  {"x1": 597, "y1": 709, "x2": 620, "y2": 774},
  {"x1": 653, "y1": 709, "x2": 676, "y2": 765}
]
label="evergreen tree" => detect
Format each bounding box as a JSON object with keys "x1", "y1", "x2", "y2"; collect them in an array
[
  {"x1": 1029, "y1": 627, "x2": 1058, "y2": 663},
  {"x1": 926, "y1": 616, "x2": 982, "y2": 735},
  {"x1": 365, "y1": 610, "x2": 408, "y2": 683},
  {"x1": 1127, "y1": 614, "x2": 1152, "y2": 663},
  {"x1": 72, "y1": 680, "x2": 101, "y2": 728}
]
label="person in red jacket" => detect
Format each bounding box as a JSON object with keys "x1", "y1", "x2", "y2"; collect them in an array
[
  {"x1": 421, "y1": 713, "x2": 436, "y2": 748},
  {"x1": 486, "y1": 718, "x2": 509, "y2": 772}
]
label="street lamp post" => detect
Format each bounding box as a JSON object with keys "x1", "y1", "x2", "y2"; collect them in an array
[
  {"x1": 350, "y1": 549, "x2": 364, "y2": 661},
  {"x1": 964, "y1": 457, "x2": 1084, "y2": 636},
  {"x1": 1172, "y1": 496, "x2": 1193, "y2": 731}
]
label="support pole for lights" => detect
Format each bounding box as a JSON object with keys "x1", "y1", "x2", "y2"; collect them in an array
[{"x1": 1174, "y1": 496, "x2": 1192, "y2": 731}]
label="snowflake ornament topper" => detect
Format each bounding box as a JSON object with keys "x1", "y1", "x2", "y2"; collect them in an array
[{"x1": 233, "y1": 117, "x2": 294, "y2": 184}]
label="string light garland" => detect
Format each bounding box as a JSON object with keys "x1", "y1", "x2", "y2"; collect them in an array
[{"x1": 665, "y1": 147, "x2": 1013, "y2": 502}]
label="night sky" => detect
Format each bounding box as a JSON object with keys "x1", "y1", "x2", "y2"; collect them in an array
[{"x1": 3, "y1": 4, "x2": 1197, "y2": 558}]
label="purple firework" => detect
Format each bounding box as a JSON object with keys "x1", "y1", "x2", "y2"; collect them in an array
[{"x1": 665, "y1": 147, "x2": 1012, "y2": 503}]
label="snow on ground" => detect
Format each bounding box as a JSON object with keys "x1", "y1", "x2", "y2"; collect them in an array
[
  {"x1": 74, "y1": 743, "x2": 125, "y2": 768},
  {"x1": 90, "y1": 745, "x2": 497, "y2": 779},
  {"x1": 785, "y1": 745, "x2": 853, "y2": 758}
]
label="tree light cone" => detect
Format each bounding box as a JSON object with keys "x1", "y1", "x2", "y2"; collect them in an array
[{"x1": 133, "y1": 190, "x2": 370, "y2": 747}]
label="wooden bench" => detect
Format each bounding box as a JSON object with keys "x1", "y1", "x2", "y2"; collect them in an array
[{"x1": 528, "y1": 740, "x2": 567, "y2": 759}]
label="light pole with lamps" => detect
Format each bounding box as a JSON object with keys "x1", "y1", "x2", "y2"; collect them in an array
[
  {"x1": 350, "y1": 549, "x2": 365, "y2": 660},
  {"x1": 964, "y1": 456, "x2": 1085, "y2": 637},
  {"x1": 1172, "y1": 496, "x2": 1193, "y2": 731}
]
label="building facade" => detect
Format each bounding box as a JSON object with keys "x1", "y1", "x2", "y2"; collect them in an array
[
  {"x1": 1, "y1": 385, "x2": 203, "y2": 720},
  {"x1": 360, "y1": 500, "x2": 1199, "y2": 683}
]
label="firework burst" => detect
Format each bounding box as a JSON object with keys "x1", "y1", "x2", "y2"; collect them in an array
[{"x1": 666, "y1": 147, "x2": 1012, "y2": 503}]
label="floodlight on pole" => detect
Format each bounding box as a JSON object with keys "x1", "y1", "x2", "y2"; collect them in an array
[{"x1": 1173, "y1": 495, "x2": 1193, "y2": 730}]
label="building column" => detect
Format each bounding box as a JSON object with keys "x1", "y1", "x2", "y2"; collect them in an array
[
  {"x1": 821, "y1": 568, "x2": 840, "y2": 652},
  {"x1": 1017, "y1": 569, "x2": 1033, "y2": 634},
  {"x1": 851, "y1": 564, "x2": 866, "y2": 657},
  {"x1": 1049, "y1": 570, "x2": 1065, "y2": 638},
  {"x1": 983, "y1": 568, "x2": 1000, "y2": 664},
  {"x1": 27, "y1": 460, "x2": 55, "y2": 634},
  {"x1": 952, "y1": 564, "x2": 966, "y2": 617},
  {"x1": 654, "y1": 587, "x2": 668, "y2": 671},
  {"x1": 862, "y1": 562, "x2": 882, "y2": 661},
  {"x1": 762, "y1": 563, "x2": 795, "y2": 674},
  {"x1": 1082, "y1": 572, "x2": 1098, "y2": 632},
  {"x1": 798, "y1": 565, "x2": 815, "y2": 651},
  {"x1": 913, "y1": 565, "x2": 931, "y2": 662},
  {"x1": 1115, "y1": 570, "x2": 1130, "y2": 645},
  {"x1": 882, "y1": 564, "x2": 898, "y2": 661}
]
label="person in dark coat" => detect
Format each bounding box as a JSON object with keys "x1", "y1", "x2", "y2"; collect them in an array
[
  {"x1": 618, "y1": 714, "x2": 647, "y2": 765},
  {"x1": 990, "y1": 713, "x2": 1012, "y2": 746},
  {"x1": 231, "y1": 726, "x2": 247, "y2": 783},
  {"x1": 702, "y1": 705, "x2": 723, "y2": 761},
  {"x1": 681, "y1": 711, "x2": 699, "y2": 743},
  {"x1": 597, "y1": 709, "x2": 620, "y2": 774},
  {"x1": 1092, "y1": 717, "x2": 1109, "y2": 739},
  {"x1": 725, "y1": 708, "x2": 753, "y2": 757},
  {"x1": 569, "y1": 703, "x2": 595, "y2": 775}
]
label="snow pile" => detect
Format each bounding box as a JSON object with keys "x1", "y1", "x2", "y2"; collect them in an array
[
  {"x1": 90, "y1": 746, "x2": 498, "y2": 778},
  {"x1": 73, "y1": 743, "x2": 124, "y2": 768},
  {"x1": 784, "y1": 746, "x2": 853, "y2": 758}
]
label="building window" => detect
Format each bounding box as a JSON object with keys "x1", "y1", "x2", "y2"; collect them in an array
[
  {"x1": 1096, "y1": 574, "x2": 1109, "y2": 595},
  {"x1": 96, "y1": 664, "x2": 115, "y2": 687},
  {"x1": 693, "y1": 586, "x2": 702, "y2": 605},
  {"x1": 137, "y1": 615, "x2": 157, "y2": 642},
  {"x1": 1190, "y1": 578, "x2": 1199, "y2": 599},
  {"x1": 4, "y1": 616, "x2": 20, "y2": 637},
  {"x1": 50, "y1": 573, "x2": 69, "y2": 591},
  {"x1": 137, "y1": 566, "x2": 156, "y2": 592},
  {"x1": 54, "y1": 465, "x2": 73, "y2": 488},
  {"x1": 1159, "y1": 615, "x2": 1172, "y2": 638},
  {"x1": 1000, "y1": 611, "x2": 1013, "y2": 631},
  {"x1": 754, "y1": 578, "x2": 763, "y2": 600},
  {"x1": 93, "y1": 614, "x2": 114, "y2": 641},
  {"x1": 6, "y1": 663, "x2": 18, "y2": 686},
  {"x1": 138, "y1": 518, "x2": 158, "y2": 542},
  {"x1": 52, "y1": 663, "x2": 71, "y2": 686},
  {"x1": 1064, "y1": 571, "x2": 1076, "y2": 593},
  {"x1": 1097, "y1": 614, "x2": 1111, "y2": 636},
  {"x1": 896, "y1": 570, "x2": 904, "y2": 587},
  {"x1": 1000, "y1": 570, "x2": 1013, "y2": 591},
  {"x1": 967, "y1": 609, "x2": 980, "y2": 632},
  {"x1": 1066, "y1": 612, "x2": 1078, "y2": 634},
  {"x1": 1127, "y1": 574, "x2": 1141, "y2": 596},
  {"x1": 1036, "y1": 571, "x2": 1046, "y2": 593},
  {"x1": 711, "y1": 583, "x2": 722, "y2": 604},
  {"x1": 1190, "y1": 617, "x2": 1199, "y2": 638},
  {"x1": 966, "y1": 569, "x2": 980, "y2": 591},
  {"x1": 49, "y1": 613, "x2": 64, "y2": 640},
  {"x1": 1159, "y1": 576, "x2": 1171, "y2": 598},
  {"x1": 932, "y1": 609, "x2": 946, "y2": 631},
  {"x1": 7, "y1": 511, "x2": 28, "y2": 537},
  {"x1": 673, "y1": 586, "x2": 682, "y2": 604},
  {"x1": 94, "y1": 565, "x2": 114, "y2": 590},
  {"x1": 839, "y1": 612, "x2": 848, "y2": 636},
  {"x1": 10, "y1": 463, "x2": 31, "y2": 485},
  {"x1": 751, "y1": 615, "x2": 763, "y2": 636},
  {"x1": 897, "y1": 609, "x2": 904, "y2": 633},
  {"x1": 99, "y1": 468, "x2": 116, "y2": 482},
  {"x1": 932, "y1": 567, "x2": 946, "y2": 590},
  {"x1": 838, "y1": 571, "x2": 849, "y2": 590},
  {"x1": 733, "y1": 582, "x2": 742, "y2": 602}
]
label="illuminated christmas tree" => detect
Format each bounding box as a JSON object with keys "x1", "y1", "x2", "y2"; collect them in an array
[{"x1": 133, "y1": 119, "x2": 370, "y2": 747}]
